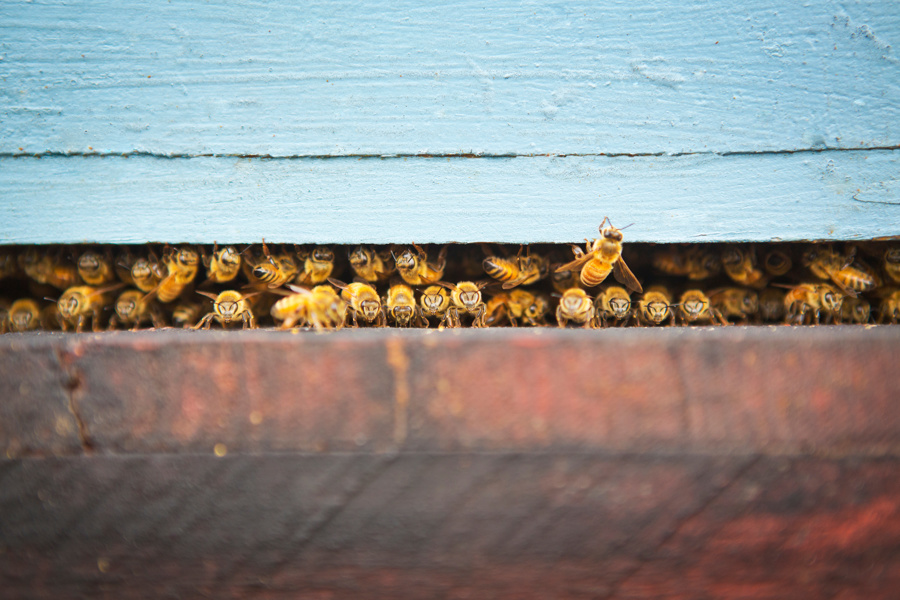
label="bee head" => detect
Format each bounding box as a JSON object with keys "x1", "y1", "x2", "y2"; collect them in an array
[{"x1": 312, "y1": 246, "x2": 334, "y2": 263}]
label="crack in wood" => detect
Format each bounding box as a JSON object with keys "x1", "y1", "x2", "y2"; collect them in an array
[
  {"x1": 1, "y1": 146, "x2": 898, "y2": 160},
  {"x1": 53, "y1": 345, "x2": 94, "y2": 455}
]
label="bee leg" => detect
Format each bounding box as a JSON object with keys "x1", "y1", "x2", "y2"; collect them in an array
[
  {"x1": 556, "y1": 306, "x2": 566, "y2": 328},
  {"x1": 131, "y1": 320, "x2": 141, "y2": 332},
  {"x1": 473, "y1": 305, "x2": 486, "y2": 328},
  {"x1": 150, "y1": 309, "x2": 166, "y2": 329},
  {"x1": 436, "y1": 245, "x2": 449, "y2": 271},
  {"x1": 192, "y1": 313, "x2": 214, "y2": 330},
  {"x1": 107, "y1": 316, "x2": 119, "y2": 332},
  {"x1": 75, "y1": 315, "x2": 86, "y2": 333}
]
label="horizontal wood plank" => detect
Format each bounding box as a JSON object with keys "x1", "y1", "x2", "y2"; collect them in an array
[
  {"x1": 3, "y1": 327, "x2": 899, "y2": 457},
  {"x1": 1, "y1": 454, "x2": 898, "y2": 598},
  {"x1": 1, "y1": 0, "x2": 898, "y2": 156},
  {"x1": 1, "y1": 151, "x2": 898, "y2": 244}
]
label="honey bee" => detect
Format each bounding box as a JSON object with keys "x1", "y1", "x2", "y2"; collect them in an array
[
  {"x1": 77, "y1": 248, "x2": 116, "y2": 285},
  {"x1": 550, "y1": 264, "x2": 582, "y2": 294},
  {"x1": 19, "y1": 248, "x2": 81, "y2": 290},
  {"x1": 128, "y1": 254, "x2": 163, "y2": 293},
  {"x1": 349, "y1": 246, "x2": 394, "y2": 283},
  {"x1": 652, "y1": 246, "x2": 721, "y2": 280},
  {"x1": 782, "y1": 284, "x2": 820, "y2": 325},
  {"x1": 815, "y1": 283, "x2": 844, "y2": 322},
  {"x1": 441, "y1": 281, "x2": 490, "y2": 328},
  {"x1": 383, "y1": 282, "x2": 423, "y2": 327},
  {"x1": 108, "y1": 290, "x2": 164, "y2": 331},
  {"x1": 510, "y1": 290, "x2": 549, "y2": 326},
  {"x1": 394, "y1": 243, "x2": 447, "y2": 286},
  {"x1": 327, "y1": 278, "x2": 385, "y2": 327},
  {"x1": 41, "y1": 304, "x2": 62, "y2": 330},
  {"x1": 246, "y1": 240, "x2": 298, "y2": 289},
  {"x1": 676, "y1": 289, "x2": 727, "y2": 326},
  {"x1": 113, "y1": 249, "x2": 137, "y2": 286},
  {"x1": 482, "y1": 246, "x2": 548, "y2": 289},
  {"x1": 0, "y1": 252, "x2": 19, "y2": 280},
  {"x1": 486, "y1": 290, "x2": 549, "y2": 327},
  {"x1": 171, "y1": 301, "x2": 205, "y2": 328},
  {"x1": 721, "y1": 246, "x2": 767, "y2": 288},
  {"x1": 419, "y1": 285, "x2": 454, "y2": 328},
  {"x1": 555, "y1": 217, "x2": 643, "y2": 292},
  {"x1": 556, "y1": 288, "x2": 595, "y2": 328},
  {"x1": 152, "y1": 246, "x2": 200, "y2": 303},
  {"x1": 763, "y1": 249, "x2": 792, "y2": 277},
  {"x1": 56, "y1": 284, "x2": 121, "y2": 332},
  {"x1": 296, "y1": 246, "x2": 336, "y2": 286},
  {"x1": 483, "y1": 294, "x2": 511, "y2": 327},
  {"x1": 271, "y1": 284, "x2": 346, "y2": 331},
  {"x1": 201, "y1": 242, "x2": 242, "y2": 284},
  {"x1": 758, "y1": 288, "x2": 786, "y2": 323},
  {"x1": 877, "y1": 289, "x2": 900, "y2": 324},
  {"x1": 0, "y1": 299, "x2": 9, "y2": 333},
  {"x1": 840, "y1": 296, "x2": 871, "y2": 324},
  {"x1": 834, "y1": 257, "x2": 881, "y2": 296},
  {"x1": 7, "y1": 299, "x2": 42, "y2": 332},
  {"x1": 637, "y1": 286, "x2": 675, "y2": 326},
  {"x1": 594, "y1": 286, "x2": 632, "y2": 327},
  {"x1": 193, "y1": 290, "x2": 259, "y2": 329},
  {"x1": 709, "y1": 287, "x2": 759, "y2": 323},
  {"x1": 801, "y1": 245, "x2": 869, "y2": 297},
  {"x1": 884, "y1": 247, "x2": 900, "y2": 284}
]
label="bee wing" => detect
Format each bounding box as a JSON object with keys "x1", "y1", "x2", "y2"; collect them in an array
[
  {"x1": 500, "y1": 273, "x2": 532, "y2": 289},
  {"x1": 195, "y1": 290, "x2": 219, "y2": 300},
  {"x1": 326, "y1": 277, "x2": 349, "y2": 290},
  {"x1": 555, "y1": 253, "x2": 594, "y2": 273},
  {"x1": 613, "y1": 258, "x2": 643, "y2": 294}
]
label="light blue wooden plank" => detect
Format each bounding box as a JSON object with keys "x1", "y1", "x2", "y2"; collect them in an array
[
  {"x1": 1, "y1": 0, "x2": 898, "y2": 156},
  {"x1": 1, "y1": 151, "x2": 897, "y2": 244}
]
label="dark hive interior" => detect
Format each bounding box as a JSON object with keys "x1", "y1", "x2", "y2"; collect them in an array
[{"x1": 1, "y1": 240, "x2": 898, "y2": 332}]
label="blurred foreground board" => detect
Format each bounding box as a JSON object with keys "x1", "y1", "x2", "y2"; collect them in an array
[
  {"x1": 1, "y1": 0, "x2": 899, "y2": 243},
  {"x1": 2, "y1": 328, "x2": 900, "y2": 598}
]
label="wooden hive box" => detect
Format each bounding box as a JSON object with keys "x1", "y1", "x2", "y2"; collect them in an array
[{"x1": 1, "y1": 1, "x2": 899, "y2": 598}]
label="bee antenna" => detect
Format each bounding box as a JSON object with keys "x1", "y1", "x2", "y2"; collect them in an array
[
  {"x1": 619, "y1": 223, "x2": 635, "y2": 231},
  {"x1": 43, "y1": 296, "x2": 58, "y2": 303}
]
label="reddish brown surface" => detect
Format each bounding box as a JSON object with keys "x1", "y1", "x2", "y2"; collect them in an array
[
  {"x1": 1, "y1": 327, "x2": 898, "y2": 456},
  {"x1": 1, "y1": 455, "x2": 898, "y2": 599},
  {"x1": 1, "y1": 327, "x2": 899, "y2": 598}
]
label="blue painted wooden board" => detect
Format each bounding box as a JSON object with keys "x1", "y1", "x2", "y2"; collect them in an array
[
  {"x1": 1, "y1": 0, "x2": 898, "y2": 244},
  {"x1": 2, "y1": 151, "x2": 897, "y2": 244},
  {"x1": 1, "y1": 0, "x2": 898, "y2": 156}
]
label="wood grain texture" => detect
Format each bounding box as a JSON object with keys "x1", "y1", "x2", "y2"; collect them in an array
[
  {"x1": 1, "y1": 0, "x2": 898, "y2": 156},
  {"x1": 1, "y1": 150, "x2": 898, "y2": 244},
  {"x1": 3, "y1": 327, "x2": 898, "y2": 457},
  {"x1": 1, "y1": 454, "x2": 898, "y2": 598}
]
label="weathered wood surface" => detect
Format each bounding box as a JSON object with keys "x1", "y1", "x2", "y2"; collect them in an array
[
  {"x1": 2, "y1": 328, "x2": 899, "y2": 597},
  {"x1": 3, "y1": 327, "x2": 899, "y2": 457},
  {"x1": 1, "y1": 0, "x2": 898, "y2": 156},
  {"x1": 1, "y1": 0, "x2": 899, "y2": 244},
  {"x1": 1, "y1": 454, "x2": 899, "y2": 598},
  {"x1": 2, "y1": 150, "x2": 899, "y2": 244}
]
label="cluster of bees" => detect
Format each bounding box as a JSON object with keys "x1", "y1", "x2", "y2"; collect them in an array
[{"x1": 1, "y1": 222, "x2": 899, "y2": 333}]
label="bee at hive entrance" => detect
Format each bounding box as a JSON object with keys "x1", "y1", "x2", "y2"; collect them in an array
[{"x1": 1, "y1": 238, "x2": 898, "y2": 332}]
